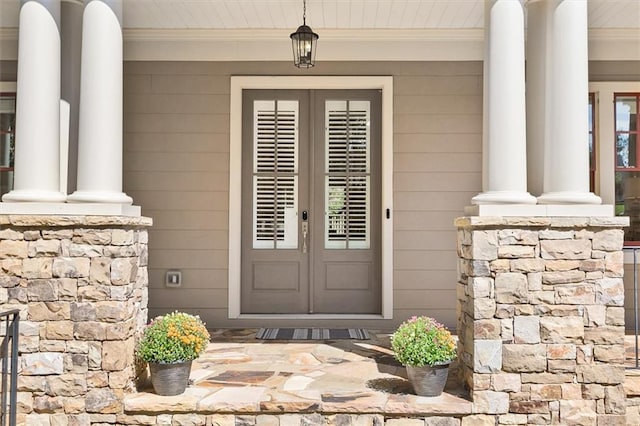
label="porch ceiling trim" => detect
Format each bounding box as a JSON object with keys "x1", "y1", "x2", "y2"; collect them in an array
[
  {"x1": 1, "y1": 27, "x2": 639, "y2": 62},
  {"x1": 126, "y1": 28, "x2": 640, "y2": 62},
  {"x1": 122, "y1": 28, "x2": 485, "y2": 62},
  {"x1": 125, "y1": 28, "x2": 485, "y2": 41}
]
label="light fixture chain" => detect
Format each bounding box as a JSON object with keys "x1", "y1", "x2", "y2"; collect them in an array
[{"x1": 303, "y1": 0, "x2": 307, "y2": 25}]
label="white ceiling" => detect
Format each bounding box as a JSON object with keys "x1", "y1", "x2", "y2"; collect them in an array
[
  {"x1": 0, "y1": 0, "x2": 639, "y2": 30},
  {"x1": 122, "y1": 0, "x2": 486, "y2": 29}
]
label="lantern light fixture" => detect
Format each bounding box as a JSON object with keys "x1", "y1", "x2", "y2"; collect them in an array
[{"x1": 290, "y1": 0, "x2": 319, "y2": 68}]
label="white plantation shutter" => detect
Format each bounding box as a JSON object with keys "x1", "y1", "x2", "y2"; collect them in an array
[
  {"x1": 252, "y1": 100, "x2": 299, "y2": 249},
  {"x1": 325, "y1": 100, "x2": 371, "y2": 249}
]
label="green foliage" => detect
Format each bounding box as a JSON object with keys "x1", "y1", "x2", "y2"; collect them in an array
[
  {"x1": 390, "y1": 316, "x2": 457, "y2": 367},
  {"x1": 137, "y1": 312, "x2": 210, "y2": 364}
]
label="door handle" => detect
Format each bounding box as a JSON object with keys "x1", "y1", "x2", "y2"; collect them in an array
[
  {"x1": 301, "y1": 210, "x2": 308, "y2": 254},
  {"x1": 302, "y1": 222, "x2": 308, "y2": 254}
]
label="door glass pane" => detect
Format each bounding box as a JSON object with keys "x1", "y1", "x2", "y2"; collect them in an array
[
  {"x1": 588, "y1": 133, "x2": 593, "y2": 168},
  {"x1": 616, "y1": 171, "x2": 640, "y2": 241},
  {"x1": 0, "y1": 97, "x2": 15, "y2": 130},
  {"x1": 617, "y1": 97, "x2": 637, "y2": 132},
  {"x1": 614, "y1": 93, "x2": 640, "y2": 242},
  {"x1": 615, "y1": 94, "x2": 640, "y2": 170},
  {"x1": 0, "y1": 96, "x2": 15, "y2": 168},
  {"x1": 325, "y1": 100, "x2": 370, "y2": 249},
  {"x1": 0, "y1": 94, "x2": 15, "y2": 195},
  {"x1": 616, "y1": 133, "x2": 637, "y2": 168},
  {"x1": 252, "y1": 100, "x2": 299, "y2": 249},
  {"x1": 588, "y1": 93, "x2": 595, "y2": 192}
]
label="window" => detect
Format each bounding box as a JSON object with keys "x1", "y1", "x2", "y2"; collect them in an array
[
  {"x1": 0, "y1": 92, "x2": 16, "y2": 197},
  {"x1": 613, "y1": 93, "x2": 640, "y2": 242}
]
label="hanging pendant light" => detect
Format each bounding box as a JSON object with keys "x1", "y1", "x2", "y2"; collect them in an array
[{"x1": 290, "y1": 0, "x2": 319, "y2": 68}]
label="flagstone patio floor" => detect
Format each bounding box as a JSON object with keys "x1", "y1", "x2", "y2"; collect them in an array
[
  {"x1": 124, "y1": 329, "x2": 473, "y2": 417},
  {"x1": 125, "y1": 330, "x2": 640, "y2": 418}
]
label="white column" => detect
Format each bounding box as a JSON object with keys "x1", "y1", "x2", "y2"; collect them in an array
[
  {"x1": 537, "y1": 0, "x2": 601, "y2": 204},
  {"x1": 3, "y1": 0, "x2": 66, "y2": 203},
  {"x1": 61, "y1": 0, "x2": 83, "y2": 195},
  {"x1": 471, "y1": 0, "x2": 535, "y2": 205},
  {"x1": 67, "y1": 0, "x2": 132, "y2": 204},
  {"x1": 525, "y1": 0, "x2": 546, "y2": 197}
]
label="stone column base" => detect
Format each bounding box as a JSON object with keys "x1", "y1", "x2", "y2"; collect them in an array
[
  {"x1": 456, "y1": 216, "x2": 628, "y2": 424},
  {"x1": 0, "y1": 215, "x2": 151, "y2": 425}
]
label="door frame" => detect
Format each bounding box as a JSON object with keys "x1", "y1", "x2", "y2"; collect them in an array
[{"x1": 228, "y1": 76, "x2": 394, "y2": 319}]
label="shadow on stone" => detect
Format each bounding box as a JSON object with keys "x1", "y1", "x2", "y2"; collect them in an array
[{"x1": 366, "y1": 377, "x2": 413, "y2": 394}]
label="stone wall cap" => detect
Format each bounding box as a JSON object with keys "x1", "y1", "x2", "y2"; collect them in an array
[
  {"x1": 455, "y1": 216, "x2": 629, "y2": 228},
  {"x1": 0, "y1": 215, "x2": 153, "y2": 227}
]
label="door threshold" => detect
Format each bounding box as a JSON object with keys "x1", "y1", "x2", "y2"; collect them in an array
[{"x1": 235, "y1": 314, "x2": 385, "y2": 320}]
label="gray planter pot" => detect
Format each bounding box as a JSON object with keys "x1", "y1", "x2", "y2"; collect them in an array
[
  {"x1": 149, "y1": 360, "x2": 192, "y2": 396},
  {"x1": 406, "y1": 363, "x2": 450, "y2": 397}
]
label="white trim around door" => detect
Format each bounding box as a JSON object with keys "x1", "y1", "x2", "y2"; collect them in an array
[{"x1": 228, "y1": 75, "x2": 394, "y2": 320}]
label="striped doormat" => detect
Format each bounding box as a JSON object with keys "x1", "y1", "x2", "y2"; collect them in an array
[{"x1": 255, "y1": 328, "x2": 370, "y2": 340}]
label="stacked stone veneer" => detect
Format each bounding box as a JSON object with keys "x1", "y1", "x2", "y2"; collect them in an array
[
  {"x1": 456, "y1": 216, "x2": 629, "y2": 425},
  {"x1": 0, "y1": 215, "x2": 151, "y2": 425}
]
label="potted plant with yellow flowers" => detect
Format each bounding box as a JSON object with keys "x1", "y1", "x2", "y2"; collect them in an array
[
  {"x1": 137, "y1": 311, "x2": 210, "y2": 396},
  {"x1": 390, "y1": 316, "x2": 457, "y2": 397}
]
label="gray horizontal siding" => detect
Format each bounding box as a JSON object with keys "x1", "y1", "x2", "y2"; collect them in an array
[
  {"x1": 589, "y1": 61, "x2": 640, "y2": 81},
  {"x1": 123, "y1": 60, "x2": 483, "y2": 331}
]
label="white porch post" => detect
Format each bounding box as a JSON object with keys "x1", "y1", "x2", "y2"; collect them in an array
[
  {"x1": 525, "y1": 0, "x2": 546, "y2": 197},
  {"x1": 537, "y1": 0, "x2": 601, "y2": 205},
  {"x1": 3, "y1": 0, "x2": 66, "y2": 203},
  {"x1": 471, "y1": 0, "x2": 535, "y2": 205},
  {"x1": 67, "y1": 0, "x2": 132, "y2": 204},
  {"x1": 61, "y1": 0, "x2": 84, "y2": 195}
]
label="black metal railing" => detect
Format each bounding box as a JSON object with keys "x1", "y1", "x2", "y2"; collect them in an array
[
  {"x1": 0, "y1": 310, "x2": 19, "y2": 426},
  {"x1": 626, "y1": 247, "x2": 640, "y2": 369}
]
